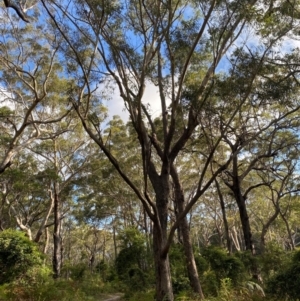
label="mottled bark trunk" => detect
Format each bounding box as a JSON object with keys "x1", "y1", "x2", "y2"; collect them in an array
[{"x1": 53, "y1": 185, "x2": 62, "y2": 279}]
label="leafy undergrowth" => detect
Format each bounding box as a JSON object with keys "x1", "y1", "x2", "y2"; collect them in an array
[
  {"x1": 123, "y1": 279, "x2": 282, "y2": 301},
  {"x1": 0, "y1": 274, "x2": 121, "y2": 301}
]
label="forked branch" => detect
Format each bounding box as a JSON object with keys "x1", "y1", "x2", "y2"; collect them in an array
[{"x1": 3, "y1": 0, "x2": 29, "y2": 22}]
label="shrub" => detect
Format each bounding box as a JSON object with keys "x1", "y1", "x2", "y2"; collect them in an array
[
  {"x1": 266, "y1": 249, "x2": 300, "y2": 300},
  {"x1": 201, "y1": 246, "x2": 246, "y2": 285},
  {"x1": 169, "y1": 244, "x2": 191, "y2": 294},
  {"x1": 0, "y1": 229, "x2": 43, "y2": 284},
  {"x1": 62, "y1": 262, "x2": 87, "y2": 280},
  {"x1": 258, "y1": 242, "x2": 289, "y2": 280},
  {"x1": 115, "y1": 228, "x2": 153, "y2": 292}
]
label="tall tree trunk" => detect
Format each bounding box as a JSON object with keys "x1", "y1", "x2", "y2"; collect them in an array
[
  {"x1": 233, "y1": 184, "x2": 263, "y2": 281},
  {"x1": 226, "y1": 155, "x2": 262, "y2": 281},
  {"x1": 234, "y1": 191, "x2": 254, "y2": 253},
  {"x1": 53, "y1": 183, "x2": 62, "y2": 279},
  {"x1": 153, "y1": 223, "x2": 173, "y2": 301},
  {"x1": 229, "y1": 155, "x2": 255, "y2": 254},
  {"x1": 171, "y1": 165, "x2": 204, "y2": 298},
  {"x1": 150, "y1": 170, "x2": 174, "y2": 301},
  {"x1": 180, "y1": 216, "x2": 204, "y2": 297}
]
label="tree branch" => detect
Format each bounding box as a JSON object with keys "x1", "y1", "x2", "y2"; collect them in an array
[{"x1": 3, "y1": 0, "x2": 29, "y2": 22}]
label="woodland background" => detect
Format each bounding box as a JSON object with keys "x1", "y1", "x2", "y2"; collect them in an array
[{"x1": 1, "y1": 1, "x2": 300, "y2": 300}]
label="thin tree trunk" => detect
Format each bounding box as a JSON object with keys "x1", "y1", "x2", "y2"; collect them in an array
[
  {"x1": 215, "y1": 179, "x2": 232, "y2": 253},
  {"x1": 226, "y1": 155, "x2": 262, "y2": 281},
  {"x1": 235, "y1": 192, "x2": 254, "y2": 253},
  {"x1": 230, "y1": 226, "x2": 241, "y2": 251},
  {"x1": 113, "y1": 223, "x2": 117, "y2": 260},
  {"x1": 53, "y1": 183, "x2": 62, "y2": 279},
  {"x1": 230, "y1": 155, "x2": 255, "y2": 254},
  {"x1": 280, "y1": 210, "x2": 295, "y2": 250},
  {"x1": 260, "y1": 208, "x2": 279, "y2": 252},
  {"x1": 102, "y1": 234, "x2": 106, "y2": 261},
  {"x1": 34, "y1": 188, "x2": 54, "y2": 243},
  {"x1": 43, "y1": 227, "x2": 50, "y2": 254}
]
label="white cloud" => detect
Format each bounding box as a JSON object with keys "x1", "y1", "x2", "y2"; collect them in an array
[{"x1": 102, "y1": 80, "x2": 162, "y2": 122}]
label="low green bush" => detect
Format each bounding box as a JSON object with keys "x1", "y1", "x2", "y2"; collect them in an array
[
  {"x1": 266, "y1": 249, "x2": 300, "y2": 300},
  {"x1": 1, "y1": 273, "x2": 113, "y2": 301},
  {"x1": 201, "y1": 246, "x2": 246, "y2": 286},
  {"x1": 0, "y1": 229, "x2": 43, "y2": 284},
  {"x1": 169, "y1": 244, "x2": 191, "y2": 294},
  {"x1": 115, "y1": 227, "x2": 153, "y2": 293},
  {"x1": 258, "y1": 242, "x2": 290, "y2": 280}
]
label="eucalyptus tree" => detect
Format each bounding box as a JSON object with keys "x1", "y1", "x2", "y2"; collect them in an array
[
  {"x1": 255, "y1": 138, "x2": 300, "y2": 251},
  {"x1": 216, "y1": 56, "x2": 300, "y2": 256},
  {"x1": 27, "y1": 115, "x2": 92, "y2": 278},
  {"x1": 74, "y1": 116, "x2": 144, "y2": 223},
  {"x1": 39, "y1": 0, "x2": 300, "y2": 299},
  {"x1": 0, "y1": 152, "x2": 54, "y2": 242},
  {"x1": 0, "y1": 4, "x2": 72, "y2": 175}
]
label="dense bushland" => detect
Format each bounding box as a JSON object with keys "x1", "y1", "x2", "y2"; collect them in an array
[{"x1": 0, "y1": 229, "x2": 299, "y2": 301}]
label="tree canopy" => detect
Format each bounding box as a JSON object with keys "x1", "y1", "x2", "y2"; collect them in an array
[{"x1": 1, "y1": 1, "x2": 300, "y2": 301}]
